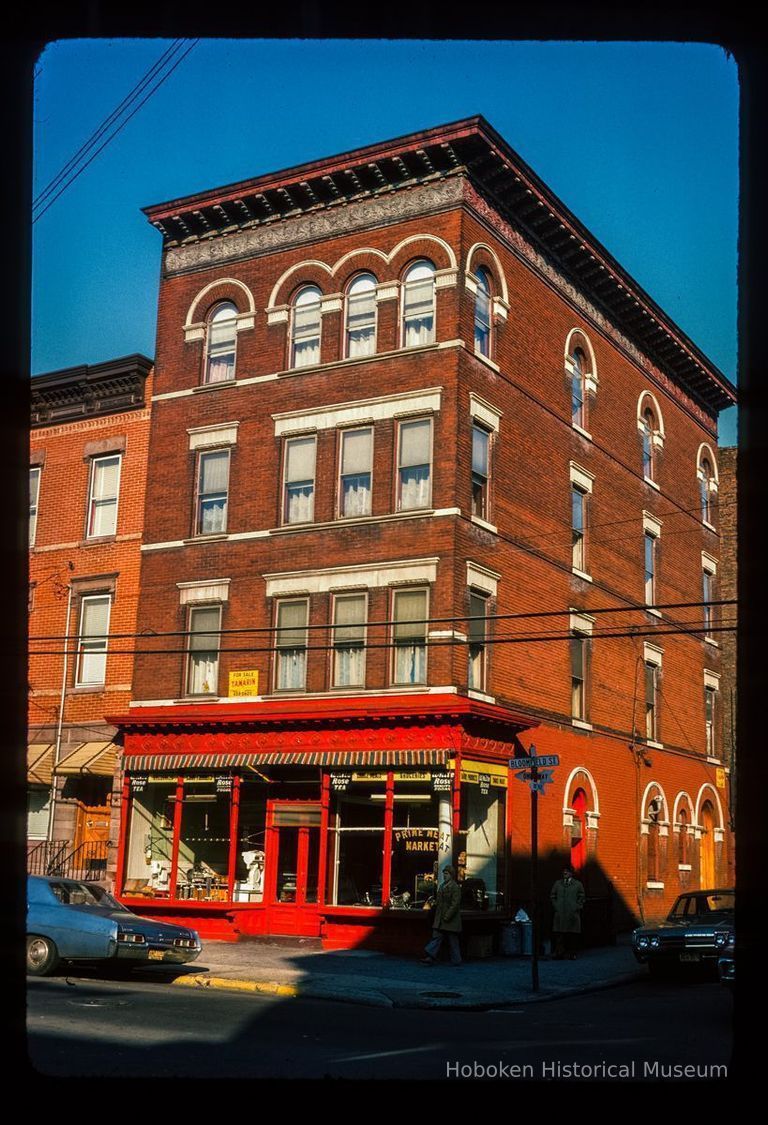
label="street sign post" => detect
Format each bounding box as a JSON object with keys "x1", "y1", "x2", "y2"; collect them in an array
[{"x1": 509, "y1": 746, "x2": 559, "y2": 992}]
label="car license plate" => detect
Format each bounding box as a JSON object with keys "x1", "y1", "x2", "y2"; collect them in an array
[
  {"x1": 148, "y1": 949, "x2": 166, "y2": 961},
  {"x1": 680, "y1": 953, "x2": 700, "y2": 962}
]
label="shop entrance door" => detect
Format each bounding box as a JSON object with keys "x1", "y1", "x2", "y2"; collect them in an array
[{"x1": 264, "y1": 801, "x2": 322, "y2": 936}]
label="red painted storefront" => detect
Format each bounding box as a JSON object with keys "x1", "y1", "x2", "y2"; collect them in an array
[{"x1": 111, "y1": 694, "x2": 537, "y2": 949}]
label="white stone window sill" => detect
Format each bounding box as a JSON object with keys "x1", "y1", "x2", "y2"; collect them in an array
[
  {"x1": 572, "y1": 424, "x2": 593, "y2": 441},
  {"x1": 193, "y1": 379, "x2": 237, "y2": 394},
  {"x1": 572, "y1": 719, "x2": 593, "y2": 731},
  {"x1": 468, "y1": 690, "x2": 496, "y2": 704},
  {"x1": 705, "y1": 637, "x2": 720, "y2": 648},
  {"x1": 644, "y1": 476, "x2": 661, "y2": 492},
  {"x1": 473, "y1": 351, "x2": 500, "y2": 373},
  {"x1": 703, "y1": 520, "x2": 717, "y2": 533},
  {"x1": 646, "y1": 882, "x2": 665, "y2": 890},
  {"x1": 678, "y1": 865, "x2": 692, "y2": 872},
  {"x1": 706, "y1": 756, "x2": 722, "y2": 765},
  {"x1": 183, "y1": 533, "x2": 229, "y2": 545},
  {"x1": 572, "y1": 568, "x2": 593, "y2": 583},
  {"x1": 645, "y1": 607, "x2": 662, "y2": 618},
  {"x1": 646, "y1": 740, "x2": 664, "y2": 750},
  {"x1": 470, "y1": 515, "x2": 498, "y2": 534}
]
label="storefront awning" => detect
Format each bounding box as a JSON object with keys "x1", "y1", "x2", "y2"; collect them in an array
[
  {"x1": 56, "y1": 741, "x2": 118, "y2": 776},
  {"x1": 28, "y1": 744, "x2": 54, "y2": 786},
  {"x1": 125, "y1": 747, "x2": 452, "y2": 772}
]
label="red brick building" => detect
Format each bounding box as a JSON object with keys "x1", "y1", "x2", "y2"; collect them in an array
[
  {"x1": 28, "y1": 355, "x2": 153, "y2": 882},
  {"x1": 111, "y1": 118, "x2": 735, "y2": 949}
]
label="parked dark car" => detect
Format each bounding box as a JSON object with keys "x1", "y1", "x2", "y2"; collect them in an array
[
  {"x1": 26, "y1": 875, "x2": 202, "y2": 976},
  {"x1": 632, "y1": 889, "x2": 734, "y2": 977},
  {"x1": 716, "y1": 927, "x2": 735, "y2": 988}
]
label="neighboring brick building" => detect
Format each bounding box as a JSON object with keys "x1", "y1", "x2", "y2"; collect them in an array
[
  {"x1": 111, "y1": 117, "x2": 735, "y2": 949},
  {"x1": 717, "y1": 446, "x2": 736, "y2": 837},
  {"x1": 28, "y1": 355, "x2": 153, "y2": 884}
]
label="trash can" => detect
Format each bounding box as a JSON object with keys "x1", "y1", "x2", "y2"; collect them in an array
[
  {"x1": 501, "y1": 922, "x2": 522, "y2": 956},
  {"x1": 520, "y1": 919, "x2": 533, "y2": 956}
]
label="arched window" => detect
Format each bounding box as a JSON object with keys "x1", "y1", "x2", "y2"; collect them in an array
[
  {"x1": 345, "y1": 274, "x2": 377, "y2": 358},
  {"x1": 700, "y1": 457, "x2": 714, "y2": 524},
  {"x1": 570, "y1": 348, "x2": 586, "y2": 429},
  {"x1": 205, "y1": 302, "x2": 238, "y2": 384},
  {"x1": 402, "y1": 260, "x2": 435, "y2": 348},
  {"x1": 474, "y1": 267, "x2": 492, "y2": 357},
  {"x1": 570, "y1": 788, "x2": 587, "y2": 873},
  {"x1": 646, "y1": 795, "x2": 662, "y2": 882},
  {"x1": 291, "y1": 285, "x2": 322, "y2": 368},
  {"x1": 677, "y1": 807, "x2": 689, "y2": 867},
  {"x1": 641, "y1": 408, "x2": 656, "y2": 481}
]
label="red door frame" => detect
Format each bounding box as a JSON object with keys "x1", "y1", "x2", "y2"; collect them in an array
[{"x1": 263, "y1": 798, "x2": 323, "y2": 935}]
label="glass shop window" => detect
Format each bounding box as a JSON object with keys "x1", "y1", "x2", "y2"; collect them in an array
[
  {"x1": 457, "y1": 775, "x2": 507, "y2": 911},
  {"x1": 123, "y1": 779, "x2": 176, "y2": 897},
  {"x1": 389, "y1": 777, "x2": 445, "y2": 910},
  {"x1": 234, "y1": 785, "x2": 268, "y2": 902},
  {"x1": 176, "y1": 780, "x2": 231, "y2": 901},
  {"x1": 325, "y1": 777, "x2": 386, "y2": 906}
]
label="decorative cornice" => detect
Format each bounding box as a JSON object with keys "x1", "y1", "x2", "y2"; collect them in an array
[{"x1": 32, "y1": 355, "x2": 153, "y2": 428}]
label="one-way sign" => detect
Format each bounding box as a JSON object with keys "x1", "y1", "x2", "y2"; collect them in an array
[{"x1": 508, "y1": 754, "x2": 560, "y2": 769}]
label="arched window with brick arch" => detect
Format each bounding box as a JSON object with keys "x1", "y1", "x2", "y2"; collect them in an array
[
  {"x1": 677, "y1": 807, "x2": 689, "y2": 866},
  {"x1": 401, "y1": 260, "x2": 435, "y2": 348},
  {"x1": 697, "y1": 448, "x2": 718, "y2": 527},
  {"x1": 646, "y1": 796, "x2": 662, "y2": 882},
  {"x1": 291, "y1": 285, "x2": 323, "y2": 368},
  {"x1": 562, "y1": 767, "x2": 599, "y2": 878},
  {"x1": 564, "y1": 330, "x2": 597, "y2": 433},
  {"x1": 204, "y1": 301, "x2": 238, "y2": 384},
  {"x1": 344, "y1": 273, "x2": 377, "y2": 359},
  {"x1": 473, "y1": 267, "x2": 492, "y2": 358},
  {"x1": 636, "y1": 392, "x2": 665, "y2": 483}
]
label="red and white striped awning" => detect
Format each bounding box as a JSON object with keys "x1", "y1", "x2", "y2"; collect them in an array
[{"x1": 124, "y1": 747, "x2": 452, "y2": 772}]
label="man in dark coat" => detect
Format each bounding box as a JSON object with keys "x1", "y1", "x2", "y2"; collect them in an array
[
  {"x1": 420, "y1": 865, "x2": 463, "y2": 965},
  {"x1": 550, "y1": 866, "x2": 586, "y2": 959}
]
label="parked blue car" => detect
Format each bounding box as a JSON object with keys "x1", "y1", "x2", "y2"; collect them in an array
[{"x1": 26, "y1": 876, "x2": 202, "y2": 976}]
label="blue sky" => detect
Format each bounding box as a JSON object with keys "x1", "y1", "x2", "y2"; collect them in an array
[{"x1": 32, "y1": 39, "x2": 738, "y2": 443}]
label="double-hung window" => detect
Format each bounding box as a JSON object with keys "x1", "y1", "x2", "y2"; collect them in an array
[
  {"x1": 275, "y1": 599, "x2": 309, "y2": 691},
  {"x1": 402, "y1": 261, "x2": 435, "y2": 347},
  {"x1": 471, "y1": 423, "x2": 491, "y2": 521},
  {"x1": 644, "y1": 532, "x2": 656, "y2": 605},
  {"x1": 699, "y1": 458, "x2": 715, "y2": 525},
  {"x1": 474, "y1": 267, "x2": 492, "y2": 357},
  {"x1": 641, "y1": 409, "x2": 655, "y2": 481},
  {"x1": 29, "y1": 466, "x2": 40, "y2": 547},
  {"x1": 332, "y1": 595, "x2": 366, "y2": 688},
  {"x1": 205, "y1": 302, "x2": 237, "y2": 384},
  {"x1": 196, "y1": 449, "x2": 230, "y2": 535},
  {"x1": 570, "y1": 349, "x2": 586, "y2": 428},
  {"x1": 186, "y1": 605, "x2": 222, "y2": 696},
  {"x1": 571, "y1": 486, "x2": 588, "y2": 572},
  {"x1": 291, "y1": 286, "x2": 322, "y2": 368},
  {"x1": 468, "y1": 591, "x2": 488, "y2": 692},
  {"x1": 87, "y1": 454, "x2": 121, "y2": 538},
  {"x1": 644, "y1": 661, "x2": 659, "y2": 742},
  {"x1": 76, "y1": 594, "x2": 111, "y2": 686},
  {"x1": 397, "y1": 418, "x2": 432, "y2": 511},
  {"x1": 702, "y1": 556, "x2": 717, "y2": 640},
  {"x1": 705, "y1": 685, "x2": 716, "y2": 755},
  {"x1": 392, "y1": 588, "x2": 428, "y2": 685},
  {"x1": 339, "y1": 428, "x2": 373, "y2": 518},
  {"x1": 345, "y1": 274, "x2": 377, "y2": 358},
  {"x1": 571, "y1": 633, "x2": 589, "y2": 721},
  {"x1": 283, "y1": 436, "x2": 317, "y2": 524}
]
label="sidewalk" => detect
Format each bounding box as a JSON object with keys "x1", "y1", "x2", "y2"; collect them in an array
[{"x1": 161, "y1": 935, "x2": 645, "y2": 1010}]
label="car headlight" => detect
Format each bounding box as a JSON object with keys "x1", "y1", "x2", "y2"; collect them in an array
[
  {"x1": 715, "y1": 930, "x2": 734, "y2": 948},
  {"x1": 117, "y1": 931, "x2": 146, "y2": 944},
  {"x1": 636, "y1": 936, "x2": 649, "y2": 949},
  {"x1": 650, "y1": 936, "x2": 660, "y2": 948}
]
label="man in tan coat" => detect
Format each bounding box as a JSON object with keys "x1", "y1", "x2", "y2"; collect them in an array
[
  {"x1": 420, "y1": 865, "x2": 463, "y2": 966},
  {"x1": 550, "y1": 866, "x2": 586, "y2": 959}
]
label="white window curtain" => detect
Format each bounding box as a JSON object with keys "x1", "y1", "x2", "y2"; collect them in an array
[
  {"x1": 88, "y1": 455, "x2": 121, "y2": 537},
  {"x1": 187, "y1": 605, "x2": 221, "y2": 695},
  {"x1": 340, "y1": 428, "x2": 372, "y2": 517},
  {"x1": 398, "y1": 418, "x2": 432, "y2": 510},
  {"x1": 198, "y1": 450, "x2": 230, "y2": 534},
  {"x1": 77, "y1": 594, "x2": 111, "y2": 685},
  {"x1": 285, "y1": 437, "x2": 316, "y2": 523},
  {"x1": 206, "y1": 303, "x2": 237, "y2": 383},
  {"x1": 276, "y1": 600, "x2": 308, "y2": 690},
  {"x1": 393, "y1": 589, "x2": 427, "y2": 684},
  {"x1": 292, "y1": 287, "x2": 322, "y2": 368},
  {"x1": 333, "y1": 595, "x2": 366, "y2": 687},
  {"x1": 402, "y1": 261, "x2": 435, "y2": 347},
  {"x1": 346, "y1": 274, "x2": 376, "y2": 358}
]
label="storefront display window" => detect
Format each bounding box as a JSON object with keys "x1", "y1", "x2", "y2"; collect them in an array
[
  {"x1": 326, "y1": 776, "x2": 386, "y2": 906},
  {"x1": 457, "y1": 761, "x2": 507, "y2": 911},
  {"x1": 234, "y1": 783, "x2": 267, "y2": 902},
  {"x1": 123, "y1": 778, "x2": 176, "y2": 897},
  {"x1": 390, "y1": 777, "x2": 444, "y2": 909},
  {"x1": 176, "y1": 778, "x2": 231, "y2": 900}
]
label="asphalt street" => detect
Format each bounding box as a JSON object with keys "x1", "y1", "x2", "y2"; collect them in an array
[{"x1": 27, "y1": 972, "x2": 733, "y2": 1080}]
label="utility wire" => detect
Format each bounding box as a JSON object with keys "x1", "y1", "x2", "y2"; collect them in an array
[{"x1": 33, "y1": 39, "x2": 199, "y2": 224}]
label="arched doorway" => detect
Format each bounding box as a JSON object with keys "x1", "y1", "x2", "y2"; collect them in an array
[
  {"x1": 700, "y1": 800, "x2": 716, "y2": 887},
  {"x1": 570, "y1": 788, "x2": 587, "y2": 873}
]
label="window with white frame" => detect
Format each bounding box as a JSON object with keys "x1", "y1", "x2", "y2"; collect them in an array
[
  {"x1": 571, "y1": 485, "x2": 588, "y2": 572},
  {"x1": 87, "y1": 454, "x2": 121, "y2": 538},
  {"x1": 196, "y1": 449, "x2": 230, "y2": 535},
  {"x1": 204, "y1": 302, "x2": 238, "y2": 384},
  {"x1": 570, "y1": 348, "x2": 586, "y2": 429},
  {"x1": 644, "y1": 531, "x2": 657, "y2": 605},
  {"x1": 76, "y1": 594, "x2": 111, "y2": 686},
  {"x1": 291, "y1": 285, "x2": 322, "y2": 368},
  {"x1": 467, "y1": 590, "x2": 488, "y2": 692},
  {"x1": 471, "y1": 422, "x2": 491, "y2": 521},
  {"x1": 332, "y1": 594, "x2": 366, "y2": 688},
  {"x1": 345, "y1": 274, "x2": 377, "y2": 358},
  {"x1": 643, "y1": 646, "x2": 662, "y2": 743},
  {"x1": 705, "y1": 684, "x2": 716, "y2": 756},
  {"x1": 392, "y1": 588, "x2": 428, "y2": 685},
  {"x1": 186, "y1": 604, "x2": 222, "y2": 696},
  {"x1": 702, "y1": 556, "x2": 717, "y2": 639},
  {"x1": 641, "y1": 408, "x2": 656, "y2": 481},
  {"x1": 29, "y1": 466, "x2": 41, "y2": 547},
  {"x1": 283, "y1": 435, "x2": 317, "y2": 524},
  {"x1": 339, "y1": 427, "x2": 373, "y2": 518},
  {"x1": 402, "y1": 261, "x2": 435, "y2": 348},
  {"x1": 275, "y1": 599, "x2": 309, "y2": 691},
  {"x1": 474, "y1": 267, "x2": 492, "y2": 357},
  {"x1": 571, "y1": 632, "x2": 590, "y2": 721},
  {"x1": 699, "y1": 456, "x2": 717, "y2": 525},
  {"x1": 397, "y1": 417, "x2": 432, "y2": 511}
]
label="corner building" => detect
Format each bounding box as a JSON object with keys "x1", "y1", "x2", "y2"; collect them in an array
[{"x1": 112, "y1": 118, "x2": 736, "y2": 949}]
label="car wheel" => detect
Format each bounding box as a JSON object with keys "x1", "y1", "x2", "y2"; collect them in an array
[{"x1": 26, "y1": 935, "x2": 59, "y2": 977}]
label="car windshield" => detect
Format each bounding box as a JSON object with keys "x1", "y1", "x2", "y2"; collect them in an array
[
  {"x1": 49, "y1": 882, "x2": 128, "y2": 911},
  {"x1": 668, "y1": 892, "x2": 735, "y2": 921}
]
